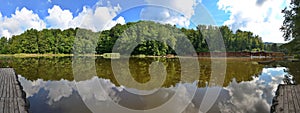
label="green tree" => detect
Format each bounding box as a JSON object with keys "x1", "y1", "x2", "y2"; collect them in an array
[
  {"x1": 281, "y1": 0, "x2": 300, "y2": 41},
  {"x1": 280, "y1": 0, "x2": 300, "y2": 54},
  {"x1": 0, "y1": 37, "x2": 8, "y2": 54}
]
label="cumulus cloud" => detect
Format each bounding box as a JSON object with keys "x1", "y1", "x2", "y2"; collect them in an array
[
  {"x1": 140, "y1": 0, "x2": 199, "y2": 27},
  {"x1": 73, "y1": 5, "x2": 125, "y2": 31},
  {"x1": 0, "y1": 0, "x2": 204, "y2": 38},
  {"x1": 46, "y1": 5, "x2": 74, "y2": 29},
  {"x1": 217, "y1": 0, "x2": 290, "y2": 43},
  {"x1": 104, "y1": 16, "x2": 126, "y2": 30},
  {"x1": 144, "y1": 0, "x2": 198, "y2": 18},
  {"x1": 0, "y1": 7, "x2": 46, "y2": 38},
  {"x1": 45, "y1": 4, "x2": 125, "y2": 31},
  {"x1": 140, "y1": 7, "x2": 190, "y2": 27},
  {"x1": 0, "y1": 2, "x2": 126, "y2": 38}
]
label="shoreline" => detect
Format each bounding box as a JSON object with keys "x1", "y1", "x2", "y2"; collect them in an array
[
  {"x1": 0, "y1": 53, "x2": 103, "y2": 57},
  {"x1": 0, "y1": 53, "x2": 289, "y2": 60}
]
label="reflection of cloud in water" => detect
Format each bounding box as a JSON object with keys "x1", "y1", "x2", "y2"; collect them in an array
[
  {"x1": 219, "y1": 67, "x2": 288, "y2": 113},
  {"x1": 18, "y1": 67, "x2": 289, "y2": 113},
  {"x1": 19, "y1": 74, "x2": 205, "y2": 113},
  {"x1": 18, "y1": 75, "x2": 76, "y2": 105},
  {"x1": 76, "y1": 76, "x2": 122, "y2": 102},
  {"x1": 77, "y1": 76, "x2": 198, "y2": 113}
]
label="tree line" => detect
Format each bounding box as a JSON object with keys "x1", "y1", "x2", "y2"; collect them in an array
[
  {"x1": 0, "y1": 21, "x2": 267, "y2": 55},
  {"x1": 280, "y1": 0, "x2": 300, "y2": 55}
]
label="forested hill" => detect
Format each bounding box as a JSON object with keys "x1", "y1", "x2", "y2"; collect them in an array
[{"x1": 0, "y1": 21, "x2": 266, "y2": 55}]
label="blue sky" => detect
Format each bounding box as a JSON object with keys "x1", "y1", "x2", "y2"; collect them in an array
[{"x1": 0, "y1": 0, "x2": 290, "y2": 43}]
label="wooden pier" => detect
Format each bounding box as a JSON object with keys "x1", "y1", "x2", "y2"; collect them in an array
[
  {"x1": 271, "y1": 84, "x2": 300, "y2": 113},
  {"x1": 0, "y1": 68, "x2": 28, "y2": 113}
]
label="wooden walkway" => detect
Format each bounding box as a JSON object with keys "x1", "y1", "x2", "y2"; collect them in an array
[
  {"x1": 0, "y1": 68, "x2": 28, "y2": 113},
  {"x1": 271, "y1": 84, "x2": 300, "y2": 113}
]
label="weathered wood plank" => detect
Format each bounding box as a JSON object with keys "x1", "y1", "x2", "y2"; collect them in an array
[
  {"x1": 283, "y1": 85, "x2": 289, "y2": 113},
  {"x1": 291, "y1": 85, "x2": 300, "y2": 112},
  {"x1": 17, "y1": 98, "x2": 26, "y2": 113},
  {"x1": 9, "y1": 98, "x2": 14, "y2": 113},
  {"x1": 2, "y1": 73, "x2": 7, "y2": 98},
  {"x1": 295, "y1": 85, "x2": 300, "y2": 112},
  {"x1": 0, "y1": 98, "x2": 4, "y2": 113},
  {"x1": 0, "y1": 68, "x2": 28, "y2": 113},
  {"x1": 272, "y1": 84, "x2": 300, "y2": 113},
  {"x1": 276, "y1": 85, "x2": 284, "y2": 112},
  {"x1": 3, "y1": 99, "x2": 8, "y2": 113},
  {"x1": 13, "y1": 78, "x2": 17, "y2": 98},
  {"x1": 287, "y1": 85, "x2": 295, "y2": 113},
  {"x1": 10, "y1": 76, "x2": 13, "y2": 98},
  {"x1": 0, "y1": 74, "x2": 4, "y2": 98}
]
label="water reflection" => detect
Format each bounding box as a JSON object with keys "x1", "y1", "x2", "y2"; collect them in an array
[
  {"x1": 0, "y1": 57, "x2": 265, "y2": 87},
  {"x1": 17, "y1": 66, "x2": 290, "y2": 113},
  {"x1": 18, "y1": 76, "x2": 91, "y2": 113},
  {"x1": 219, "y1": 68, "x2": 288, "y2": 113}
]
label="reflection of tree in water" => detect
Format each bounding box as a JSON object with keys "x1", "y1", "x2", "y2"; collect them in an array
[
  {"x1": 276, "y1": 61, "x2": 300, "y2": 84},
  {"x1": 0, "y1": 57, "x2": 74, "y2": 80},
  {"x1": 0, "y1": 57, "x2": 265, "y2": 88}
]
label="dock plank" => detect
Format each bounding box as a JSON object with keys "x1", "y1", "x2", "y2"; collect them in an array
[
  {"x1": 3, "y1": 99, "x2": 8, "y2": 113},
  {"x1": 295, "y1": 85, "x2": 300, "y2": 113},
  {"x1": 0, "y1": 68, "x2": 28, "y2": 113},
  {"x1": 0, "y1": 75, "x2": 4, "y2": 97},
  {"x1": 2, "y1": 73, "x2": 6, "y2": 98},
  {"x1": 275, "y1": 85, "x2": 284, "y2": 112},
  {"x1": 283, "y1": 85, "x2": 289, "y2": 113},
  {"x1": 287, "y1": 85, "x2": 295, "y2": 113},
  {"x1": 291, "y1": 85, "x2": 300, "y2": 112},
  {"x1": 272, "y1": 84, "x2": 300, "y2": 113},
  {"x1": 0, "y1": 98, "x2": 3, "y2": 113}
]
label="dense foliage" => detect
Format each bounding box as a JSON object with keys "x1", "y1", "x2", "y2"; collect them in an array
[
  {"x1": 0, "y1": 21, "x2": 265, "y2": 55},
  {"x1": 280, "y1": 0, "x2": 300, "y2": 54},
  {"x1": 281, "y1": 0, "x2": 300, "y2": 41}
]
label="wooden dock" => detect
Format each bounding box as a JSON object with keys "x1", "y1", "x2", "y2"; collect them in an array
[
  {"x1": 271, "y1": 84, "x2": 300, "y2": 113},
  {"x1": 0, "y1": 68, "x2": 28, "y2": 113}
]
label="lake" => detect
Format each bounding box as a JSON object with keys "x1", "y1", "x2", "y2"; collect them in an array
[{"x1": 0, "y1": 56, "x2": 298, "y2": 113}]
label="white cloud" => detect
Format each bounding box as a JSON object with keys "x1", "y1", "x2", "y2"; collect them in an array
[
  {"x1": 0, "y1": 0, "x2": 202, "y2": 38},
  {"x1": 1, "y1": 30, "x2": 11, "y2": 38},
  {"x1": 46, "y1": 5, "x2": 74, "y2": 29},
  {"x1": 103, "y1": 16, "x2": 126, "y2": 30},
  {"x1": 145, "y1": 0, "x2": 198, "y2": 18},
  {"x1": 0, "y1": 2, "x2": 126, "y2": 38},
  {"x1": 140, "y1": 0, "x2": 199, "y2": 27},
  {"x1": 74, "y1": 5, "x2": 124, "y2": 31},
  {"x1": 140, "y1": 7, "x2": 190, "y2": 27},
  {"x1": 0, "y1": 12, "x2": 2, "y2": 21},
  {"x1": 46, "y1": 4, "x2": 125, "y2": 31},
  {"x1": 0, "y1": 7, "x2": 46, "y2": 38},
  {"x1": 217, "y1": 0, "x2": 290, "y2": 43}
]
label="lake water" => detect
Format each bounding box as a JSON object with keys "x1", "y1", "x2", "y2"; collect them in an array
[{"x1": 0, "y1": 56, "x2": 298, "y2": 113}]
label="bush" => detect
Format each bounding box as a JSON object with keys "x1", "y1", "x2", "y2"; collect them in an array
[
  {"x1": 295, "y1": 54, "x2": 300, "y2": 59},
  {"x1": 103, "y1": 53, "x2": 120, "y2": 58}
]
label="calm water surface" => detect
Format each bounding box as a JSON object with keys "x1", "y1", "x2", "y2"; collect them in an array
[{"x1": 0, "y1": 56, "x2": 298, "y2": 113}]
